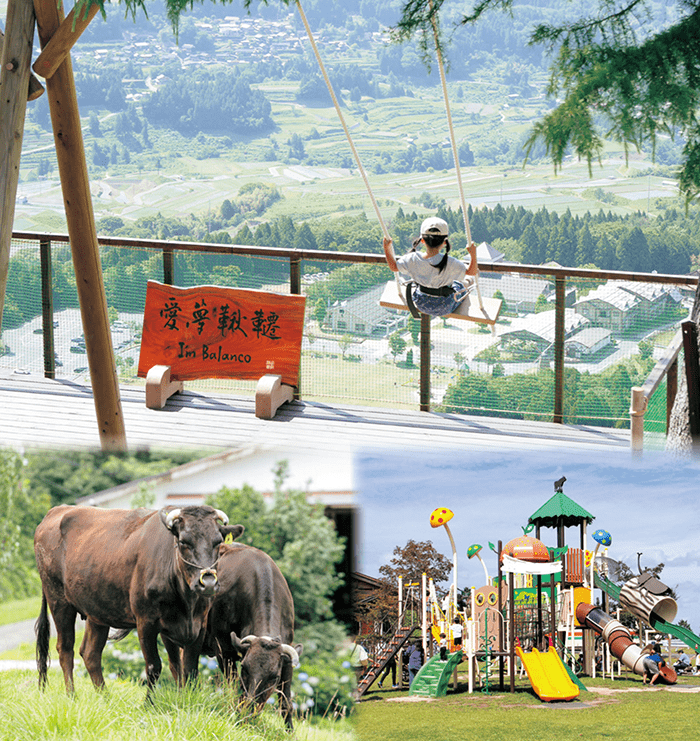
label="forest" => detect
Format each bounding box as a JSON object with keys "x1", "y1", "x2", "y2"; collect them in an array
[{"x1": 5, "y1": 199, "x2": 700, "y2": 329}]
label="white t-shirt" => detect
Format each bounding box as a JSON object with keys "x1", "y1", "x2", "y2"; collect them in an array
[
  {"x1": 451, "y1": 622, "x2": 463, "y2": 639},
  {"x1": 396, "y1": 251, "x2": 467, "y2": 288}
]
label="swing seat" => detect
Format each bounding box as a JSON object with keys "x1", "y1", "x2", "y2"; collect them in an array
[{"x1": 379, "y1": 281, "x2": 502, "y2": 326}]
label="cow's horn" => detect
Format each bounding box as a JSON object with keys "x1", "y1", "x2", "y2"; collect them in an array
[
  {"x1": 165, "y1": 508, "x2": 182, "y2": 530},
  {"x1": 281, "y1": 644, "x2": 300, "y2": 667},
  {"x1": 214, "y1": 509, "x2": 229, "y2": 526},
  {"x1": 240, "y1": 635, "x2": 257, "y2": 646}
]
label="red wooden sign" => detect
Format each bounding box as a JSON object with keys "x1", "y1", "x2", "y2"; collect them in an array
[{"x1": 137, "y1": 281, "x2": 306, "y2": 386}]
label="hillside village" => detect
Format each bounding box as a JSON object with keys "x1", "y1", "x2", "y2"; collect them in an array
[{"x1": 324, "y1": 242, "x2": 689, "y2": 372}]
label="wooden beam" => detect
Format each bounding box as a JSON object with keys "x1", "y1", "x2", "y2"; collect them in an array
[
  {"x1": 0, "y1": 28, "x2": 43, "y2": 99},
  {"x1": 681, "y1": 320, "x2": 700, "y2": 450},
  {"x1": 33, "y1": 0, "x2": 127, "y2": 451},
  {"x1": 32, "y1": 0, "x2": 99, "y2": 79},
  {"x1": 0, "y1": 0, "x2": 36, "y2": 333},
  {"x1": 553, "y1": 276, "x2": 566, "y2": 423}
]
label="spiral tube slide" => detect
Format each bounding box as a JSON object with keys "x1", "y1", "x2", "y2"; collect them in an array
[{"x1": 575, "y1": 603, "x2": 677, "y2": 684}]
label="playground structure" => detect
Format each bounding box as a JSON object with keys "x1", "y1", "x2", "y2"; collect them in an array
[{"x1": 359, "y1": 478, "x2": 700, "y2": 701}]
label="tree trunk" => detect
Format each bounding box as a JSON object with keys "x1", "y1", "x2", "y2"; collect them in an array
[{"x1": 666, "y1": 283, "x2": 700, "y2": 454}]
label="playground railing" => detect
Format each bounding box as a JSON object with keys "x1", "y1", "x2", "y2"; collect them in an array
[{"x1": 4, "y1": 230, "x2": 697, "y2": 441}]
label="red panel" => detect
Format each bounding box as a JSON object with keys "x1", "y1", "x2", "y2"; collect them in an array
[{"x1": 138, "y1": 281, "x2": 306, "y2": 386}]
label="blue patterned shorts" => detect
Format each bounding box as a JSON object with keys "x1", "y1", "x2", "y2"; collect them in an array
[{"x1": 411, "y1": 281, "x2": 470, "y2": 317}]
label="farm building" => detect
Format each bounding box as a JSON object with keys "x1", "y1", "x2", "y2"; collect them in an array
[
  {"x1": 565, "y1": 327, "x2": 613, "y2": 358},
  {"x1": 325, "y1": 283, "x2": 406, "y2": 336},
  {"x1": 575, "y1": 281, "x2": 680, "y2": 331}
]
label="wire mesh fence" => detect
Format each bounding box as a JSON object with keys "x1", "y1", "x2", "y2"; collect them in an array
[{"x1": 1, "y1": 233, "x2": 695, "y2": 437}]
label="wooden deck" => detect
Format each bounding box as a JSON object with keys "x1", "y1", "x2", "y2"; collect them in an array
[{"x1": 0, "y1": 372, "x2": 630, "y2": 453}]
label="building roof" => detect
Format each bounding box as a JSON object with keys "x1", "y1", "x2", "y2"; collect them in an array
[
  {"x1": 528, "y1": 491, "x2": 595, "y2": 528},
  {"x1": 478, "y1": 274, "x2": 551, "y2": 304},
  {"x1": 574, "y1": 283, "x2": 640, "y2": 312},
  {"x1": 500, "y1": 309, "x2": 589, "y2": 344},
  {"x1": 565, "y1": 327, "x2": 612, "y2": 349},
  {"x1": 476, "y1": 242, "x2": 505, "y2": 263},
  {"x1": 330, "y1": 282, "x2": 388, "y2": 320},
  {"x1": 616, "y1": 281, "x2": 672, "y2": 303}
]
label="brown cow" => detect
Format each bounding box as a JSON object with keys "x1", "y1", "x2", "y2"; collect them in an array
[
  {"x1": 34, "y1": 504, "x2": 243, "y2": 699},
  {"x1": 200, "y1": 543, "x2": 302, "y2": 729}
]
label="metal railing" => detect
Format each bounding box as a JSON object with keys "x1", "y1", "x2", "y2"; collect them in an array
[{"x1": 6, "y1": 231, "x2": 698, "y2": 436}]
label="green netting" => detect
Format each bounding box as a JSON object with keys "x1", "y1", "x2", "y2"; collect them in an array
[{"x1": 0, "y1": 236, "x2": 692, "y2": 430}]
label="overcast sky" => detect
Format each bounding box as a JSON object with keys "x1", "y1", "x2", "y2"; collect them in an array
[{"x1": 355, "y1": 445, "x2": 700, "y2": 633}]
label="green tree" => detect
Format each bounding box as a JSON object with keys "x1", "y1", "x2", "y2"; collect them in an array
[
  {"x1": 314, "y1": 298, "x2": 327, "y2": 327},
  {"x1": 209, "y1": 461, "x2": 344, "y2": 626},
  {"x1": 393, "y1": 0, "x2": 700, "y2": 201},
  {"x1": 205, "y1": 483, "x2": 269, "y2": 549},
  {"x1": 388, "y1": 330, "x2": 407, "y2": 363}
]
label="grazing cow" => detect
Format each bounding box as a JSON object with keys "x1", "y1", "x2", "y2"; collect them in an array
[
  {"x1": 34, "y1": 504, "x2": 243, "y2": 699},
  {"x1": 200, "y1": 542, "x2": 303, "y2": 729}
]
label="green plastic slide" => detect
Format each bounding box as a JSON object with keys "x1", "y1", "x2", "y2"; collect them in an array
[
  {"x1": 595, "y1": 572, "x2": 700, "y2": 651},
  {"x1": 409, "y1": 651, "x2": 463, "y2": 698}
]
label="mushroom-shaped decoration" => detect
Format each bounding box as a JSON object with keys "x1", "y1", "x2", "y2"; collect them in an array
[
  {"x1": 593, "y1": 529, "x2": 612, "y2": 547},
  {"x1": 467, "y1": 543, "x2": 490, "y2": 585},
  {"x1": 429, "y1": 507, "x2": 457, "y2": 616},
  {"x1": 430, "y1": 508, "x2": 454, "y2": 528},
  {"x1": 502, "y1": 535, "x2": 550, "y2": 563},
  {"x1": 589, "y1": 528, "x2": 612, "y2": 586}
]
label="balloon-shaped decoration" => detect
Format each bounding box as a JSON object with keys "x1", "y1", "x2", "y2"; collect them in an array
[
  {"x1": 502, "y1": 535, "x2": 550, "y2": 563},
  {"x1": 430, "y1": 508, "x2": 454, "y2": 529},
  {"x1": 593, "y1": 529, "x2": 612, "y2": 547}
]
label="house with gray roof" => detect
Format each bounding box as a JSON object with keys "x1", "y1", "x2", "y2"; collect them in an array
[
  {"x1": 326, "y1": 283, "x2": 406, "y2": 337},
  {"x1": 565, "y1": 327, "x2": 613, "y2": 358},
  {"x1": 498, "y1": 309, "x2": 589, "y2": 354},
  {"x1": 575, "y1": 280, "x2": 680, "y2": 332},
  {"x1": 574, "y1": 283, "x2": 641, "y2": 331}
]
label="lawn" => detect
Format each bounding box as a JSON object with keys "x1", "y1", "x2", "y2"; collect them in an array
[
  {"x1": 0, "y1": 596, "x2": 42, "y2": 627},
  {"x1": 355, "y1": 671, "x2": 700, "y2": 741},
  {"x1": 0, "y1": 672, "x2": 356, "y2": 741}
]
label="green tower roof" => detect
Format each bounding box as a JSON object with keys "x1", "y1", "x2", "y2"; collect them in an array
[{"x1": 528, "y1": 491, "x2": 595, "y2": 529}]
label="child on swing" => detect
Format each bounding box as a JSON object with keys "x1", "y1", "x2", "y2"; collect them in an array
[{"x1": 383, "y1": 217, "x2": 477, "y2": 318}]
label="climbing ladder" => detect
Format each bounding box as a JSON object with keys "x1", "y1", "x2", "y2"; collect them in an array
[
  {"x1": 355, "y1": 623, "x2": 417, "y2": 698},
  {"x1": 409, "y1": 651, "x2": 464, "y2": 698}
]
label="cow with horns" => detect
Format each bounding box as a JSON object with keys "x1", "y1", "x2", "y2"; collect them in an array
[
  {"x1": 34, "y1": 504, "x2": 243, "y2": 699},
  {"x1": 197, "y1": 542, "x2": 303, "y2": 729}
]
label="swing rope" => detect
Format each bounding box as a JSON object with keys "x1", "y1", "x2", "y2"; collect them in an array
[
  {"x1": 295, "y1": 0, "x2": 406, "y2": 301},
  {"x1": 295, "y1": 3, "x2": 388, "y2": 241},
  {"x1": 428, "y1": 9, "x2": 488, "y2": 317}
]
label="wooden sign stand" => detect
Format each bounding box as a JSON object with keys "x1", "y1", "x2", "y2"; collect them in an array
[
  {"x1": 145, "y1": 365, "x2": 294, "y2": 420},
  {"x1": 138, "y1": 281, "x2": 306, "y2": 419}
]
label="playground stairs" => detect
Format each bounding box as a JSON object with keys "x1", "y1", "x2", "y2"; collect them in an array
[
  {"x1": 355, "y1": 624, "x2": 416, "y2": 698},
  {"x1": 409, "y1": 651, "x2": 463, "y2": 698}
]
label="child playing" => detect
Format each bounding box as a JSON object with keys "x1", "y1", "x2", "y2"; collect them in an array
[
  {"x1": 439, "y1": 633, "x2": 448, "y2": 661},
  {"x1": 383, "y1": 216, "x2": 478, "y2": 318}
]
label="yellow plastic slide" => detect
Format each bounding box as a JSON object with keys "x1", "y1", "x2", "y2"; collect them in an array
[{"x1": 515, "y1": 646, "x2": 580, "y2": 702}]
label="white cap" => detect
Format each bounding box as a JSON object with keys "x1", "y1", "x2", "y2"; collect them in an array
[{"x1": 420, "y1": 216, "x2": 449, "y2": 237}]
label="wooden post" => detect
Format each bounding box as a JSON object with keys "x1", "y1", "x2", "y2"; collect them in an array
[
  {"x1": 420, "y1": 313, "x2": 430, "y2": 412},
  {"x1": 33, "y1": 0, "x2": 127, "y2": 451},
  {"x1": 31, "y1": 0, "x2": 99, "y2": 79},
  {"x1": 681, "y1": 320, "x2": 700, "y2": 451},
  {"x1": 629, "y1": 386, "x2": 647, "y2": 454},
  {"x1": 667, "y1": 357, "x2": 677, "y2": 431},
  {"x1": 40, "y1": 237, "x2": 55, "y2": 378},
  {"x1": 553, "y1": 276, "x2": 566, "y2": 423},
  {"x1": 0, "y1": 0, "x2": 36, "y2": 333},
  {"x1": 290, "y1": 254, "x2": 301, "y2": 400},
  {"x1": 162, "y1": 247, "x2": 174, "y2": 285}
]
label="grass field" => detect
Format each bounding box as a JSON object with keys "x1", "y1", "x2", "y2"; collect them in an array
[
  {"x1": 0, "y1": 672, "x2": 356, "y2": 741},
  {"x1": 356, "y1": 671, "x2": 700, "y2": 740},
  {"x1": 0, "y1": 597, "x2": 41, "y2": 627}
]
